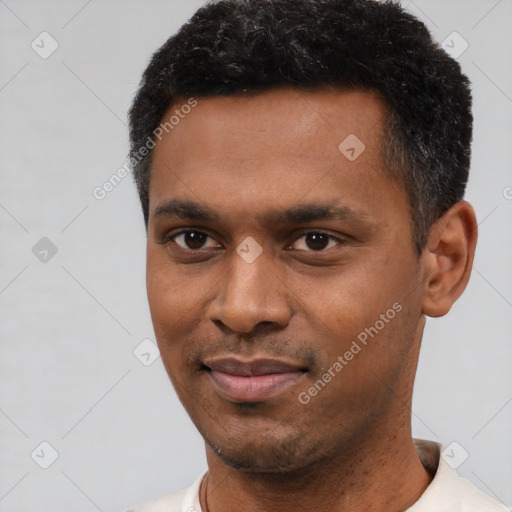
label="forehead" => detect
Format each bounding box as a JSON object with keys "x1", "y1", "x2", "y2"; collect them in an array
[
  {"x1": 155, "y1": 87, "x2": 386, "y2": 160},
  {"x1": 148, "y1": 87, "x2": 404, "y2": 226}
]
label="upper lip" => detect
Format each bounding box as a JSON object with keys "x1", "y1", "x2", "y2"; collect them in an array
[{"x1": 203, "y1": 357, "x2": 306, "y2": 377}]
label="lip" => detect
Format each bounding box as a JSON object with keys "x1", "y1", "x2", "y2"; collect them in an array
[{"x1": 204, "y1": 357, "x2": 307, "y2": 403}]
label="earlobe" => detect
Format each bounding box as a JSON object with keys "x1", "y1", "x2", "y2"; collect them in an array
[{"x1": 421, "y1": 201, "x2": 478, "y2": 318}]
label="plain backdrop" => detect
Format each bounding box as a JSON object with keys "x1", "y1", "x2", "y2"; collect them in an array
[{"x1": 1, "y1": 0, "x2": 511, "y2": 511}]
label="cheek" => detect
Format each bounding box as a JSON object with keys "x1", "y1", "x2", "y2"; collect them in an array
[
  {"x1": 146, "y1": 248, "x2": 204, "y2": 330},
  {"x1": 297, "y1": 312, "x2": 413, "y2": 435},
  {"x1": 287, "y1": 265, "x2": 390, "y2": 339},
  {"x1": 145, "y1": 249, "x2": 223, "y2": 389},
  {"x1": 291, "y1": 262, "x2": 418, "y2": 402},
  {"x1": 146, "y1": 254, "x2": 194, "y2": 370}
]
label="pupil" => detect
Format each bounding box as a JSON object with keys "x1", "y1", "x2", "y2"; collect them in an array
[
  {"x1": 185, "y1": 231, "x2": 207, "y2": 249},
  {"x1": 306, "y1": 232, "x2": 328, "y2": 250}
]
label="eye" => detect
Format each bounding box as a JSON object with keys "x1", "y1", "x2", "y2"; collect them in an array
[
  {"x1": 170, "y1": 230, "x2": 220, "y2": 250},
  {"x1": 290, "y1": 231, "x2": 341, "y2": 251}
]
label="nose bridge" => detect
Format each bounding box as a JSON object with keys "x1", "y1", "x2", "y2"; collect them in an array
[{"x1": 208, "y1": 248, "x2": 291, "y2": 333}]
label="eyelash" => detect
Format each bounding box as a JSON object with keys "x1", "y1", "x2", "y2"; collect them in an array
[{"x1": 160, "y1": 229, "x2": 344, "y2": 252}]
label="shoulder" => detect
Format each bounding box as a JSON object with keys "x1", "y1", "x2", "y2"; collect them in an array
[
  {"x1": 411, "y1": 439, "x2": 509, "y2": 511},
  {"x1": 125, "y1": 487, "x2": 188, "y2": 512},
  {"x1": 455, "y1": 476, "x2": 510, "y2": 511},
  {"x1": 125, "y1": 472, "x2": 205, "y2": 512}
]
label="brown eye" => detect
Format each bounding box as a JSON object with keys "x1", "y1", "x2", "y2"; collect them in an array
[
  {"x1": 184, "y1": 231, "x2": 207, "y2": 249},
  {"x1": 172, "y1": 230, "x2": 218, "y2": 250},
  {"x1": 304, "y1": 232, "x2": 329, "y2": 250},
  {"x1": 291, "y1": 231, "x2": 340, "y2": 251}
]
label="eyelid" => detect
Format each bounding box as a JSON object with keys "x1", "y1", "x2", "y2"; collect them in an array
[
  {"x1": 160, "y1": 227, "x2": 222, "y2": 247},
  {"x1": 159, "y1": 227, "x2": 345, "y2": 251},
  {"x1": 288, "y1": 230, "x2": 345, "y2": 251}
]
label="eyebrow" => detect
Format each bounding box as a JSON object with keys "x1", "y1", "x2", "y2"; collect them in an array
[
  {"x1": 268, "y1": 203, "x2": 367, "y2": 226},
  {"x1": 152, "y1": 198, "x2": 369, "y2": 226},
  {"x1": 153, "y1": 199, "x2": 220, "y2": 221}
]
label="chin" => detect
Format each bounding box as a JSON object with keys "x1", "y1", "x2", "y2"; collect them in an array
[{"x1": 203, "y1": 426, "x2": 326, "y2": 473}]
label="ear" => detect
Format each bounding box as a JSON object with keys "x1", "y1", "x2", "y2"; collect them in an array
[{"x1": 421, "y1": 201, "x2": 478, "y2": 318}]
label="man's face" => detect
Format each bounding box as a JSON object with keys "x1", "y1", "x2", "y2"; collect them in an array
[{"x1": 147, "y1": 88, "x2": 426, "y2": 472}]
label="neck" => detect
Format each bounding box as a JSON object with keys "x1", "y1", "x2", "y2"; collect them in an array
[
  {"x1": 203, "y1": 424, "x2": 431, "y2": 512},
  {"x1": 202, "y1": 318, "x2": 432, "y2": 512}
]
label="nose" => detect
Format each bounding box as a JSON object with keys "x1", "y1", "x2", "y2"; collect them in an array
[{"x1": 207, "y1": 247, "x2": 293, "y2": 334}]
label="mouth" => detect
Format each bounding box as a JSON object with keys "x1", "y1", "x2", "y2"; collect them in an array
[{"x1": 203, "y1": 357, "x2": 308, "y2": 403}]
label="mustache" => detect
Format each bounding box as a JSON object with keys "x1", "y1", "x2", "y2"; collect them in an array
[{"x1": 183, "y1": 334, "x2": 320, "y2": 370}]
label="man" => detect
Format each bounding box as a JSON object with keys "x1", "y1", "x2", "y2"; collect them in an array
[{"x1": 126, "y1": 0, "x2": 508, "y2": 510}]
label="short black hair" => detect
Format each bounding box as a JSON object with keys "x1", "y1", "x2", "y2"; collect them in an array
[{"x1": 128, "y1": 0, "x2": 472, "y2": 253}]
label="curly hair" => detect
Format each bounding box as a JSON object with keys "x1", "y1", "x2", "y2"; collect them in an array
[{"x1": 128, "y1": 0, "x2": 472, "y2": 253}]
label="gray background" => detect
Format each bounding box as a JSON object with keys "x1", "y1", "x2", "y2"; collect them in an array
[{"x1": 0, "y1": 0, "x2": 511, "y2": 510}]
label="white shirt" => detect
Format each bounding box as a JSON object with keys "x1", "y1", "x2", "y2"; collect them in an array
[{"x1": 127, "y1": 439, "x2": 510, "y2": 511}]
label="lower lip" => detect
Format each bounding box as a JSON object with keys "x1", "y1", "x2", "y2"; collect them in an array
[{"x1": 208, "y1": 369, "x2": 305, "y2": 403}]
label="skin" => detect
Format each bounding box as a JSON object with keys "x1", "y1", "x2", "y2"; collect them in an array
[{"x1": 146, "y1": 87, "x2": 477, "y2": 511}]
